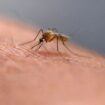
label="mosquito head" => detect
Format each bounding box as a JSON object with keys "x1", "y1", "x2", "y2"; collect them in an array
[{"x1": 39, "y1": 38, "x2": 44, "y2": 43}]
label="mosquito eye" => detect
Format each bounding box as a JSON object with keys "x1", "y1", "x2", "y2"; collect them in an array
[{"x1": 40, "y1": 39, "x2": 43, "y2": 42}]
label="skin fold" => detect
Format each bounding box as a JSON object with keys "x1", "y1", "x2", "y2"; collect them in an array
[{"x1": 0, "y1": 17, "x2": 105, "y2": 105}]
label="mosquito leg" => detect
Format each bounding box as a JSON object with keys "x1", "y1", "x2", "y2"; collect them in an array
[
  {"x1": 61, "y1": 37, "x2": 88, "y2": 58},
  {"x1": 19, "y1": 40, "x2": 35, "y2": 46},
  {"x1": 34, "y1": 42, "x2": 43, "y2": 52},
  {"x1": 56, "y1": 36, "x2": 70, "y2": 61},
  {"x1": 33, "y1": 29, "x2": 43, "y2": 40},
  {"x1": 56, "y1": 36, "x2": 62, "y2": 55},
  {"x1": 61, "y1": 38, "x2": 79, "y2": 56},
  {"x1": 56, "y1": 36, "x2": 63, "y2": 57},
  {"x1": 27, "y1": 42, "x2": 42, "y2": 57},
  {"x1": 42, "y1": 44, "x2": 49, "y2": 52},
  {"x1": 19, "y1": 29, "x2": 43, "y2": 46},
  {"x1": 56, "y1": 36, "x2": 59, "y2": 52},
  {"x1": 31, "y1": 41, "x2": 42, "y2": 49},
  {"x1": 26, "y1": 42, "x2": 43, "y2": 57}
]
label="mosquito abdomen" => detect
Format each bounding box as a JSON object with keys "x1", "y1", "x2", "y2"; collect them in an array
[{"x1": 59, "y1": 35, "x2": 69, "y2": 41}]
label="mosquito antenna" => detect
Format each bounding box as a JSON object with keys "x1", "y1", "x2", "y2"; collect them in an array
[{"x1": 19, "y1": 29, "x2": 43, "y2": 46}]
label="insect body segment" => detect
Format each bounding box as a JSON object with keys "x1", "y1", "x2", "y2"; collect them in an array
[
  {"x1": 57, "y1": 34, "x2": 69, "y2": 42},
  {"x1": 20, "y1": 28, "x2": 88, "y2": 58},
  {"x1": 42, "y1": 31, "x2": 55, "y2": 42},
  {"x1": 42, "y1": 30, "x2": 69, "y2": 43}
]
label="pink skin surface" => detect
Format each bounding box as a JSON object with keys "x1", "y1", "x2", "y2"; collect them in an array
[{"x1": 0, "y1": 17, "x2": 105, "y2": 105}]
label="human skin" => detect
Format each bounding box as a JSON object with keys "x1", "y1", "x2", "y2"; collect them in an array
[{"x1": 0, "y1": 17, "x2": 105, "y2": 105}]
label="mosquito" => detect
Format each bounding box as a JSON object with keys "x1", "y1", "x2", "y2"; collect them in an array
[{"x1": 19, "y1": 28, "x2": 87, "y2": 57}]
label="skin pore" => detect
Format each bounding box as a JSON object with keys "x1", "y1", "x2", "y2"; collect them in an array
[{"x1": 0, "y1": 17, "x2": 105, "y2": 105}]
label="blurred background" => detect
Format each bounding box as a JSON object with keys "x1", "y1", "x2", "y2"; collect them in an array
[{"x1": 0, "y1": 0, "x2": 105, "y2": 54}]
